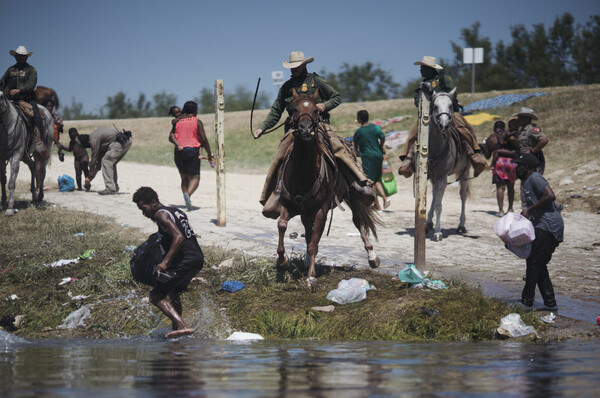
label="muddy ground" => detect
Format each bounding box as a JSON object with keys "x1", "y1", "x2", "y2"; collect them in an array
[{"x1": 14, "y1": 154, "x2": 600, "y2": 333}]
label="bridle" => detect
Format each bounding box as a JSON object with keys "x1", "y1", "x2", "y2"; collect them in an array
[{"x1": 291, "y1": 97, "x2": 321, "y2": 139}]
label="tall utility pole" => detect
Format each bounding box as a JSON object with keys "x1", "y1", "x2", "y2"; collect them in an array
[
  {"x1": 413, "y1": 90, "x2": 430, "y2": 270},
  {"x1": 214, "y1": 80, "x2": 226, "y2": 227}
]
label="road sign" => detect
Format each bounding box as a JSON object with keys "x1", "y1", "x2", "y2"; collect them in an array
[{"x1": 272, "y1": 71, "x2": 284, "y2": 86}]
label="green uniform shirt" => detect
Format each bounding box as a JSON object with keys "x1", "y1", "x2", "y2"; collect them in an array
[
  {"x1": 259, "y1": 72, "x2": 341, "y2": 131},
  {"x1": 414, "y1": 71, "x2": 456, "y2": 107},
  {"x1": 0, "y1": 63, "x2": 37, "y2": 102},
  {"x1": 518, "y1": 123, "x2": 546, "y2": 154}
]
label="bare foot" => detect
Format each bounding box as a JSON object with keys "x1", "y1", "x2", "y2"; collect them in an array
[{"x1": 165, "y1": 328, "x2": 194, "y2": 339}]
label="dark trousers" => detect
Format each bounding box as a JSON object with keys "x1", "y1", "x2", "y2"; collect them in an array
[{"x1": 522, "y1": 228, "x2": 558, "y2": 307}]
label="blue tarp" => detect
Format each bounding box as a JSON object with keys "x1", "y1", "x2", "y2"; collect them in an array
[{"x1": 462, "y1": 92, "x2": 550, "y2": 112}]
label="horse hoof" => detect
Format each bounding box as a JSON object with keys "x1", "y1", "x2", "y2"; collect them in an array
[
  {"x1": 368, "y1": 256, "x2": 380, "y2": 269},
  {"x1": 5, "y1": 209, "x2": 15, "y2": 216},
  {"x1": 425, "y1": 222, "x2": 433, "y2": 233},
  {"x1": 306, "y1": 277, "x2": 318, "y2": 290},
  {"x1": 433, "y1": 232, "x2": 443, "y2": 242},
  {"x1": 457, "y1": 226, "x2": 467, "y2": 234},
  {"x1": 276, "y1": 256, "x2": 288, "y2": 268}
]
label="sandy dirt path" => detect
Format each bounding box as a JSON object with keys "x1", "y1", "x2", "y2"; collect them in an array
[{"x1": 16, "y1": 154, "x2": 600, "y2": 322}]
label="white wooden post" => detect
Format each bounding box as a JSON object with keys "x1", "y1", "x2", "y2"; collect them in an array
[
  {"x1": 214, "y1": 80, "x2": 226, "y2": 226},
  {"x1": 414, "y1": 90, "x2": 430, "y2": 270}
]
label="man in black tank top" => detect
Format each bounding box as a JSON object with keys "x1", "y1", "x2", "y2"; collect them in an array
[{"x1": 133, "y1": 186, "x2": 204, "y2": 339}]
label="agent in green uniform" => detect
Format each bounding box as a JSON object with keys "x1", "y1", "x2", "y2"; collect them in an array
[
  {"x1": 0, "y1": 45, "x2": 49, "y2": 157},
  {"x1": 397, "y1": 56, "x2": 486, "y2": 178},
  {"x1": 253, "y1": 51, "x2": 373, "y2": 218}
]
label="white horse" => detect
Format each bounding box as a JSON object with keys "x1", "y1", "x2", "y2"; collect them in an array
[
  {"x1": 0, "y1": 91, "x2": 53, "y2": 215},
  {"x1": 425, "y1": 88, "x2": 471, "y2": 241}
]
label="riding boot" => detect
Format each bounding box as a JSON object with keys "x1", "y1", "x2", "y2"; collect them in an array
[
  {"x1": 262, "y1": 190, "x2": 281, "y2": 219},
  {"x1": 398, "y1": 144, "x2": 415, "y2": 178},
  {"x1": 350, "y1": 181, "x2": 376, "y2": 205},
  {"x1": 462, "y1": 141, "x2": 486, "y2": 177}
]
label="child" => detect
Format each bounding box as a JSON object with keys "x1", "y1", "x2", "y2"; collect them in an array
[{"x1": 58, "y1": 128, "x2": 91, "y2": 191}]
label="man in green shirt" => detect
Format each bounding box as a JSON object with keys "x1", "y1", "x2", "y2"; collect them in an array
[
  {"x1": 0, "y1": 45, "x2": 49, "y2": 158},
  {"x1": 397, "y1": 56, "x2": 486, "y2": 178},
  {"x1": 253, "y1": 51, "x2": 373, "y2": 218}
]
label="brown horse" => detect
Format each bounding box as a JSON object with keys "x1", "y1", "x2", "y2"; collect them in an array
[
  {"x1": 35, "y1": 86, "x2": 59, "y2": 108},
  {"x1": 275, "y1": 89, "x2": 380, "y2": 289}
]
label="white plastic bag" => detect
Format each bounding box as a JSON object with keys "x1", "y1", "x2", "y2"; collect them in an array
[
  {"x1": 326, "y1": 278, "x2": 373, "y2": 305},
  {"x1": 507, "y1": 215, "x2": 535, "y2": 246},
  {"x1": 506, "y1": 242, "x2": 532, "y2": 259},
  {"x1": 494, "y1": 213, "x2": 534, "y2": 245},
  {"x1": 499, "y1": 313, "x2": 538, "y2": 338}
]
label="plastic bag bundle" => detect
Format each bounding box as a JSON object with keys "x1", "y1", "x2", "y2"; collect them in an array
[
  {"x1": 494, "y1": 213, "x2": 535, "y2": 258},
  {"x1": 506, "y1": 242, "x2": 532, "y2": 259},
  {"x1": 326, "y1": 278, "x2": 373, "y2": 305},
  {"x1": 130, "y1": 233, "x2": 165, "y2": 287},
  {"x1": 499, "y1": 313, "x2": 538, "y2": 338},
  {"x1": 57, "y1": 174, "x2": 75, "y2": 192},
  {"x1": 494, "y1": 213, "x2": 535, "y2": 245}
]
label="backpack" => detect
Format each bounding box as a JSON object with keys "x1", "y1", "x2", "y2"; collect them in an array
[{"x1": 130, "y1": 233, "x2": 165, "y2": 287}]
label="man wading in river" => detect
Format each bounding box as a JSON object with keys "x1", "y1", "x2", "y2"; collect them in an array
[{"x1": 133, "y1": 186, "x2": 204, "y2": 339}]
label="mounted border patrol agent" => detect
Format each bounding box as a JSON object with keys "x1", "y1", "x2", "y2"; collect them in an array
[
  {"x1": 0, "y1": 45, "x2": 49, "y2": 158},
  {"x1": 253, "y1": 51, "x2": 374, "y2": 219},
  {"x1": 397, "y1": 56, "x2": 487, "y2": 178}
]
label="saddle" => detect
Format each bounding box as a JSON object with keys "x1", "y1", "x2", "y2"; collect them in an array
[{"x1": 14, "y1": 100, "x2": 49, "y2": 156}]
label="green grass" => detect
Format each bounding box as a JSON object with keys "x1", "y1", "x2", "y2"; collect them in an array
[{"x1": 0, "y1": 203, "x2": 544, "y2": 341}]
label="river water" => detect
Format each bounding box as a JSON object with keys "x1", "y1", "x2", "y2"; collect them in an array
[{"x1": 2, "y1": 332, "x2": 599, "y2": 397}]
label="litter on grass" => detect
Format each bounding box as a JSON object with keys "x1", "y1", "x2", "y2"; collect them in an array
[
  {"x1": 326, "y1": 278, "x2": 374, "y2": 305},
  {"x1": 395, "y1": 264, "x2": 448, "y2": 290}
]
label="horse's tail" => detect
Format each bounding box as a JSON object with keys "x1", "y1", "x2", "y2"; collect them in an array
[
  {"x1": 50, "y1": 88, "x2": 59, "y2": 109},
  {"x1": 353, "y1": 199, "x2": 383, "y2": 240}
]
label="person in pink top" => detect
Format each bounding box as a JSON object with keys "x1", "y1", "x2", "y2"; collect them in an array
[{"x1": 169, "y1": 101, "x2": 215, "y2": 210}]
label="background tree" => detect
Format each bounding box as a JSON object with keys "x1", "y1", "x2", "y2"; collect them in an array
[
  {"x1": 152, "y1": 91, "x2": 178, "y2": 117},
  {"x1": 196, "y1": 85, "x2": 269, "y2": 113},
  {"x1": 572, "y1": 15, "x2": 600, "y2": 84},
  {"x1": 321, "y1": 61, "x2": 401, "y2": 102}
]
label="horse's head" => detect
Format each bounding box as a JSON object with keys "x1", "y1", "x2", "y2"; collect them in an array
[
  {"x1": 291, "y1": 88, "x2": 320, "y2": 141},
  {"x1": 431, "y1": 88, "x2": 456, "y2": 133}
]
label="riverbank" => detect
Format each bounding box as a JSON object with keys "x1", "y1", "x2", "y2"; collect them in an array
[{"x1": 1, "y1": 199, "x2": 598, "y2": 342}]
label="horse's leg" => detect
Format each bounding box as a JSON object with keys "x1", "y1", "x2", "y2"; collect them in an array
[
  {"x1": 300, "y1": 213, "x2": 313, "y2": 270},
  {"x1": 349, "y1": 198, "x2": 380, "y2": 268},
  {"x1": 276, "y1": 207, "x2": 290, "y2": 268},
  {"x1": 37, "y1": 158, "x2": 46, "y2": 203},
  {"x1": 304, "y1": 207, "x2": 328, "y2": 290},
  {"x1": 5, "y1": 152, "x2": 23, "y2": 216},
  {"x1": 1, "y1": 162, "x2": 7, "y2": 208},
  {"x1": 430, "y1": 176, "x2": 448, "y2": 242},
  {"x1": 25, "y1": 155, "x2": 38, "y2": 202},
  {"x1": 457, "y1": 178, "x2": 469, "y2": 234}
]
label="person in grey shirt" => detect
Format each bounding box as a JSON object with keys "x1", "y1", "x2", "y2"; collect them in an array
[
  {"x1": 515, "y1": 154, "x2": 563, "y2": 311},
  {"x1": 85, "y1": 126, "x2": 132, "y2": 195}
]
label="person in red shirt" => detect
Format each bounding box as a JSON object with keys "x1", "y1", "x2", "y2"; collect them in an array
[{"x1": 169, "y1": 101, "x2": 215, "y2": 210}]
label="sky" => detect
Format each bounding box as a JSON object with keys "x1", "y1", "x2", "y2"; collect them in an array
[{"x1": 1, "y1": 0, "x2": 598, "y2": 114}]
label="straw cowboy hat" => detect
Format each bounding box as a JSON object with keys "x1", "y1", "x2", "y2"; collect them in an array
[
  {"x1": 10, "y1": 45, "x2": 33, "y2": 57},
  {"x1": 414, "y1": 56, "x2": 443, "y2": 70},
  {"x1": 512, "y1": 107, "x2": 538, "y2": 120},
  {"x1": 282, "y1": 51, "x2": 314, "y2": 69}
]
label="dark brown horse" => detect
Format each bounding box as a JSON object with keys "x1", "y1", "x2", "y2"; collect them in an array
[
  {"x1": 35, "y1": 86, "x2": 59, "y2": 108},
  {"x1": 275, "y1": 89, "x2": 380, "y2": 289}
]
